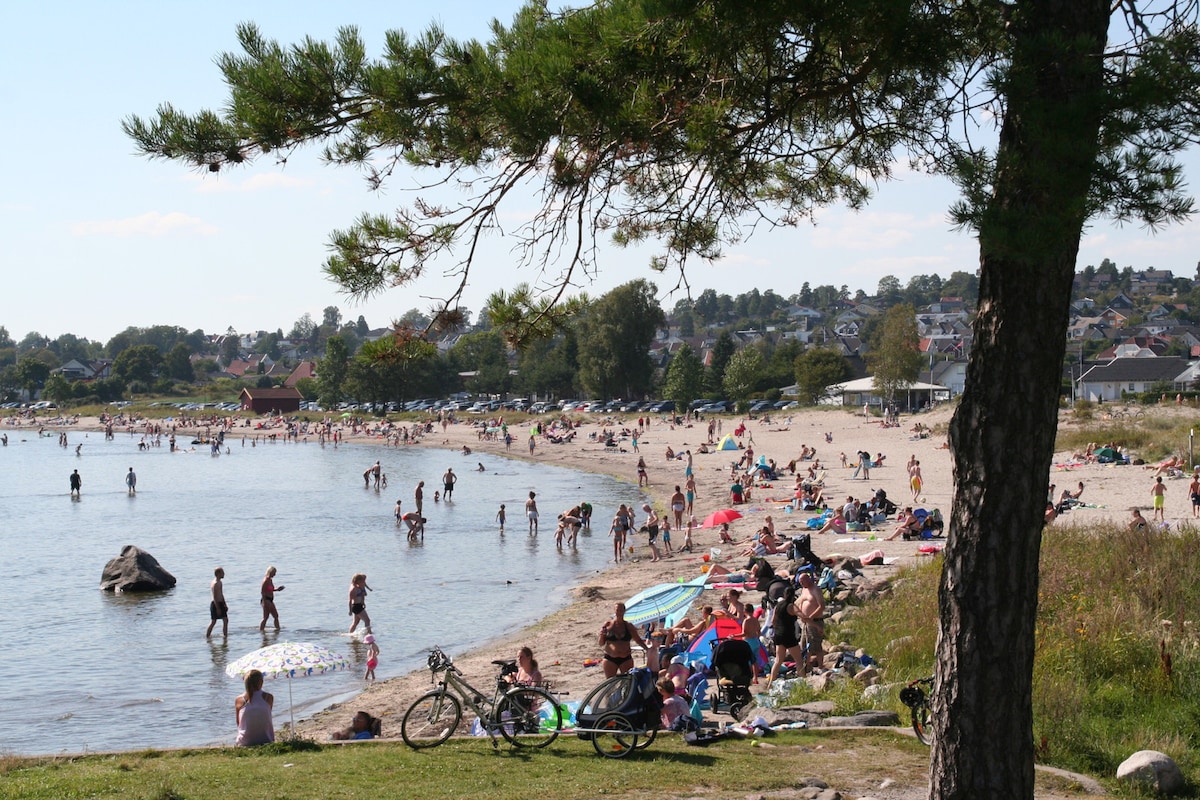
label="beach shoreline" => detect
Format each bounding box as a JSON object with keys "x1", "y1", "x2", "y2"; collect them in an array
[{"x1": 22, "y1": 401, "x2": 1187, "y2": 742}]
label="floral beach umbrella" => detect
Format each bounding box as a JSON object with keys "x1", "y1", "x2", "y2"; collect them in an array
[{"x1": 226, "y1": 641, "x2": 350, "y2": 732}]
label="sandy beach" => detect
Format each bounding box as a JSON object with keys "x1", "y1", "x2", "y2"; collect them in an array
[
  {"x1": 21, "y1": 401, "x2": 1187, "y2": 742},
  {"x1": 294, "y1": 403, "x2": 966, "y2": 739}
]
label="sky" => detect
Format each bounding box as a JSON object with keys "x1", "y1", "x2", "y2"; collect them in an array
[{"x1": 3, "y1": 2, "x2": 1199, "y2": 346}]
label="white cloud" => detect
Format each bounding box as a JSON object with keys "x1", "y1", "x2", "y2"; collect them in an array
[
  {"x1": 71, "y1": 211, "x2": 218, "y2": 238},
  {"x1": 807, "y1": 210, "x2": 950, "y2": 251},
  {"x1": 184, "y1": 172, "x2": 311, "y2": 193}
]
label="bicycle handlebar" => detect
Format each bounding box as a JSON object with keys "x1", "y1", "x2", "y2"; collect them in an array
[{"x1": 427, "y1": 646, "x2": 457, "y2": 674}]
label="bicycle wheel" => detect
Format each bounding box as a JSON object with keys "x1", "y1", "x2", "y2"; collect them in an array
[
  {"x1": 633, "y1": 725, "x2": 657, "y2": 750},
  {"x1": 591, "y1": 712, "x2": 638, "y2": 758},
  {"x1": 911, "y1": 702, "x2": 933, "y2": 745},
  {"x1": 401, "y1": 690, "x2": 462, "y2": 749},
  {"x1": 497, "y1": 687, "x2": 561, "y2": 748}
]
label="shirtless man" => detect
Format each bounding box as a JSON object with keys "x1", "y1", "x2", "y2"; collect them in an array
[
  {"x1": 669, "y1": 485, "x2": 686, "y2": 528},
  {"x1": 414, "y1": 480, "x2": 424, "y2": 514},
  {"x1": 1151, "y1": 476, "x2": 1167, "y2": 521},
  {"x1": 739, "y1": 602, "x2": 767, "y2": 677},
  {"x1": 206, "y1": 567, "x2": 228, "y2": 638},
  {"x1": 795, "y1": 572, "x2": 826, "y2": 673},
  {"x1": 402, "y1": 512, "x2": 427, "y2": 540},
  {"x1": 525, "y1": 491, "x2": 539, "y2": 535},
  {"x1": 908, "y1": 459, "x2": 923, "y2": 501},
  {"x1": 442, "y1": 468, "x2": 457, "y2": 501},
  {"x1": 560, "y1": 507, "x2": 583, "y2": 546},
  {"x1": 598, "y1": 602, "x2": 648, "y2": 677}
]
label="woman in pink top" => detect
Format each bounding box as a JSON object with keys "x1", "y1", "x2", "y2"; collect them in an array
[{"x1": 235, "y1": 669, "x2": 275, "y2": 746}]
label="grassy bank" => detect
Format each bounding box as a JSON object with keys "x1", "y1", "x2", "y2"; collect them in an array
[
  {"x1": 795, "y1": 521, "x2": 1200, "y2": 792},
  {"x1": 0, "y1": 731, "x2": 940, "y2": 800}
]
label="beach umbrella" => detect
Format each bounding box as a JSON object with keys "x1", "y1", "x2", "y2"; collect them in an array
[
  {"x1": 226, "y1": 641, "x2": 350, "y2": 732},
  {"x1": 622, "y1": 575, "x2": 709, "y2": 628},
  {"x1": 699, "y1": 509, "x2": 743, "y2": 528}
]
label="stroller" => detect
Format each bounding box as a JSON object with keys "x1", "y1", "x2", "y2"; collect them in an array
[
  {"x1": 786, "y1": 533, "x2": 826, "y2": 575},
  {"x1": 575, "y1": 667, "x2": 663, "y2": 758},
  {"x1": 709, "y1": 638, "x2": 756, "y2": 721},
  {"x1": 872, "y1": 488, "x2": 898, "y2": 517}
]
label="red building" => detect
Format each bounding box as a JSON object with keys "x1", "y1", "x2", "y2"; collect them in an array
[{"x1": 239, "y1": 387, "x2": 303, "y2": 415}]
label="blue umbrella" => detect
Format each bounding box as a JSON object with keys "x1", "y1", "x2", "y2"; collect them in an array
[{"x1": 622, "y1": 575, "x2": 709, "y2": 628}]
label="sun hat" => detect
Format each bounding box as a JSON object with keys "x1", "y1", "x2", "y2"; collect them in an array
[{"x1": 363, "y1": 634, "x2": 375, "y2": 644}]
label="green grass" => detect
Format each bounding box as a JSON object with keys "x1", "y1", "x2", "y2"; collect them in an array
[
  {"x1": 807, "y1": 521, "x2": 1200, "y2": 792},
  {"x1": 0, "y1": 731, "x2": 935, "y2": 800},
  {"x1": 1056, "y1": 411, "x2": 1197, "y2": 463}
]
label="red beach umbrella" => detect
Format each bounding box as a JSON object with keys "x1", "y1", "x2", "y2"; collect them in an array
[{"x1": 699, "y1": 508, "x2": 743, "y2": 528}]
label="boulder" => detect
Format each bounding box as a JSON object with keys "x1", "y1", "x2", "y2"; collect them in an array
[
  {"x1": 1116, "y1": 750, "x2": 1184, "y2": 795},
  {"x1": 825, "y1": 709, "x2": 901, "y2": 727},
  {"x1": 100, "y1": 545, "x2": 177, "y2": 592}
]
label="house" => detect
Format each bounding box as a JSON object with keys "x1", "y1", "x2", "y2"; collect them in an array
[
  {"x1": 53, "y1": 359, "x2": 95, "y2": 381},
  {"x1": 823, "y1": 376, "x2": 952, "y2": 410},
  {"x1": 1098, "y1": 307, "x2": 1129, "y2": 329},
  {"x1": 238, "y1": 387, "x2": 304, "y2": 415},
  {"x1": 285, "y1": 361, "x2": 317, "y2": 388},
  {"x1": 1075, "y1": 356, "x2": 1188, "y2": 402}
]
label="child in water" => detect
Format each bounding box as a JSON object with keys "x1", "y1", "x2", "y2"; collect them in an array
[
  {"x1": 497, "y1": 504, "x2": 506, "y2": 533},
  {"x1": 364, "y1": 634, "x2": 380, "y2": 681}
]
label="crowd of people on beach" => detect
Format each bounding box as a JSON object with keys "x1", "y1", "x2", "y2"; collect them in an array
[{"x1": 37, "y1": 401, "x2": 959, "y2": 747}]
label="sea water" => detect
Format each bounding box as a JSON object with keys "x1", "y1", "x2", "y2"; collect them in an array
[{"x1": 0, "y1": 428, "x2": 640, "y2": 755}]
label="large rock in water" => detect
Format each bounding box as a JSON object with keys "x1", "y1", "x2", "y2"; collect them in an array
[{"x1": 100, "y1": 545, "x2": 177, "y2": 592}]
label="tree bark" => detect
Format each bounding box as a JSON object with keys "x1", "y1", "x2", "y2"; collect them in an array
[{"x1": 932, "y1": 2, "x2": 1110, "y2": 798}]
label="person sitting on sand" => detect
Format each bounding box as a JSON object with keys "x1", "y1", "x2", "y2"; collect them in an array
[
  {"x1": 886, "y1": 507, "x2": 923, "y2": 540},
  {"x1": 663, "y1": 655, "x2": 691, "y2": 697},
  {"x1": 816, "y1": 507, "x2": 847, "y2": 536},
  {"x1": 1129, "y1": 508, "x2": 1149, "y2": 531},
  {"x1": 331, "y1": 710, "x2": 376, "y2": 740},
  {"x1": 665, "y1": 606, "x2": 714, "y2": 647}
]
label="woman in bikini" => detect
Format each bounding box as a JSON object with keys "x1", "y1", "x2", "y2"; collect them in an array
[
  {"x1": 598, "y1": 602, "x2": 648, "y2": 677},
  {"x1": 610, "y1": 504, "x2": 632, "y2": 563},
  {"x1": 258, "y1": 566, "x2": 285, "y2": 632},
  {"x1": 347, "y1": 572, "x2": 372, "y2": 634}
]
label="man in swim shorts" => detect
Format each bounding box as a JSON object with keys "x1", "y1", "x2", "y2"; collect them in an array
[
  {"x1": 206, "y1": 567, "x2": 228, "y2": 638},
  {"x1": 442, "y1": 468, "x2": 457, "y2": 500},
  {"x1": 525, "y1": 491, "x2": 539, "y2": 534},
  {"x1": 1151, "y1": 476, "x2": 1167, "y2": 521}
]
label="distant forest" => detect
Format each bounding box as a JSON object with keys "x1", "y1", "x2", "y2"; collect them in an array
[{"x1": 2, "y1": 257, "x2": 1195, "y2": 407}]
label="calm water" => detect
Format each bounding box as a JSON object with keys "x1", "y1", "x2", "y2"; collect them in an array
[{"x1": 0, "y1": 428, "x2": 640, "y2": 755}]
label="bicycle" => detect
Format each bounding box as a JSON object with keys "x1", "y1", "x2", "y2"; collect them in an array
[
  {"x1": 401, "y1": 646, "x2": 563, "y2": 749},
  {"x1": 898, "y1": 676, "x2": 934, "y2": 745}
]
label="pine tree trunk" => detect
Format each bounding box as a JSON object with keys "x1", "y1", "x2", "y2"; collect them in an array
[{"x1": 931, "y1": 2, "x2": 1110, "y2": 798}]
